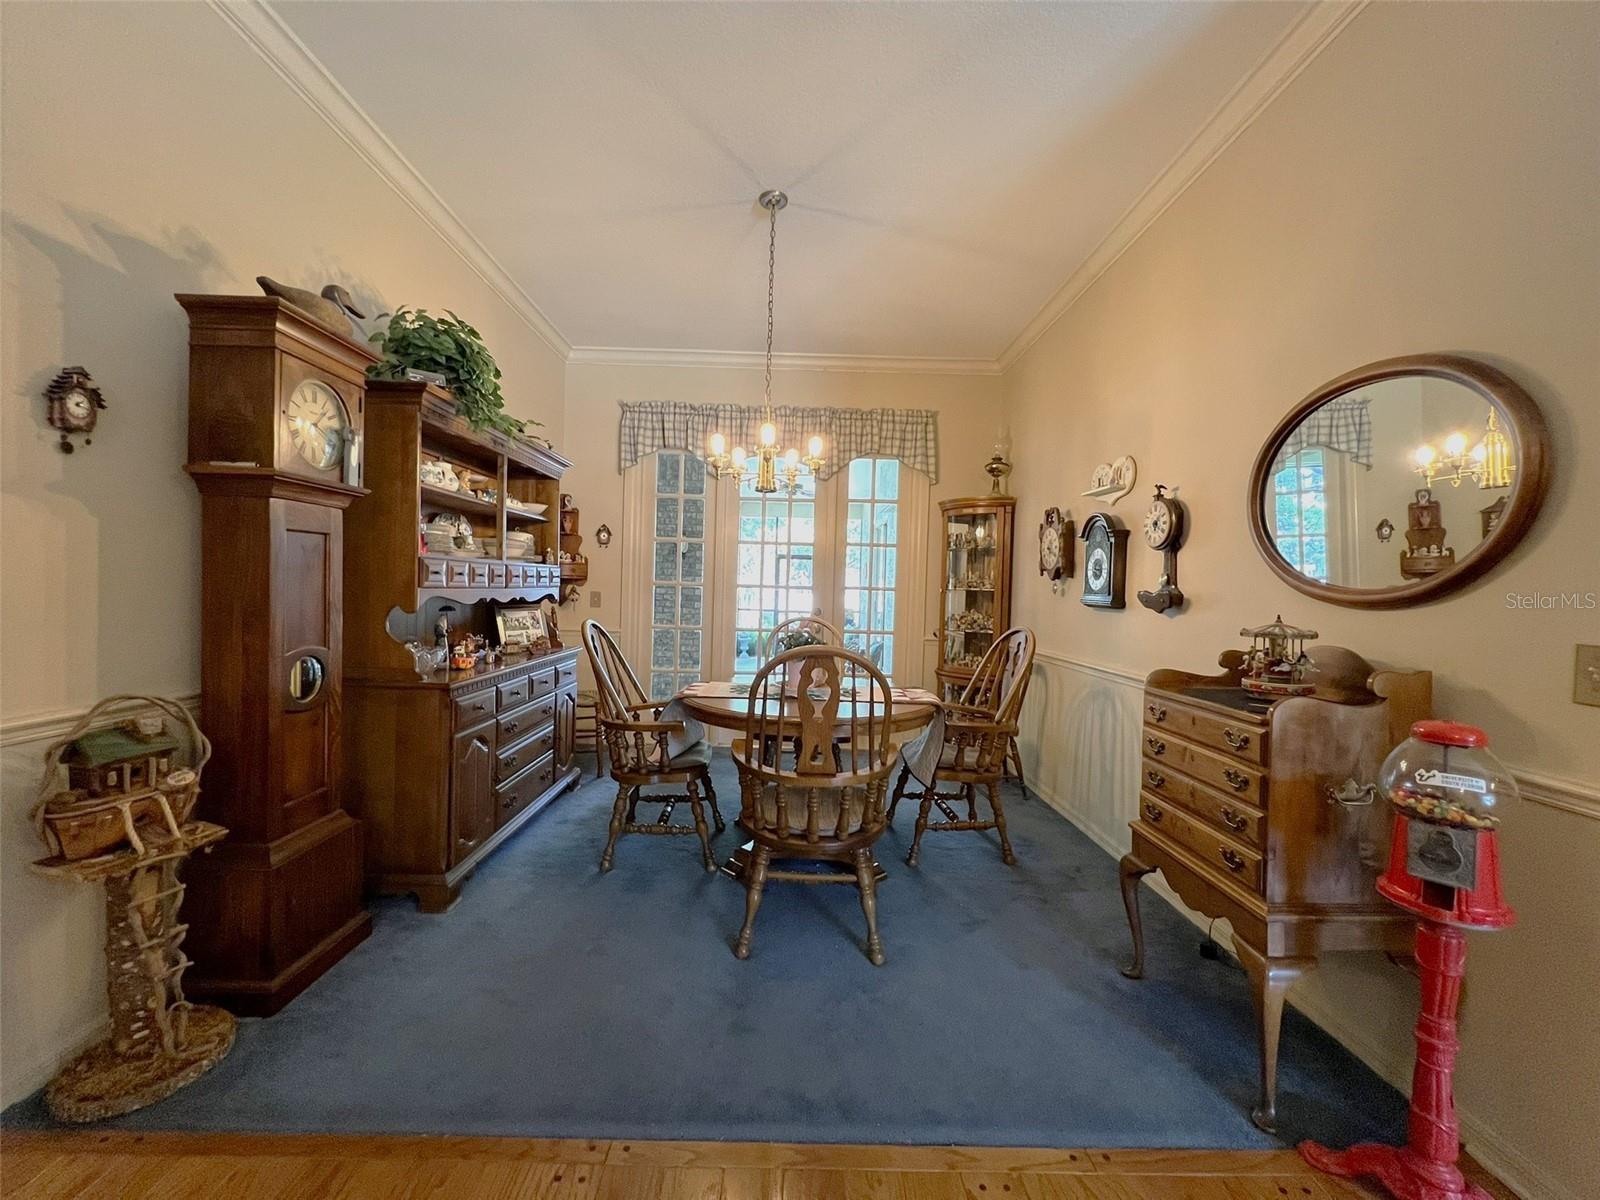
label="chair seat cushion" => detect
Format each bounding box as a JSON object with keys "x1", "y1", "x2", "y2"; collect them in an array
[
  {"x1": 668, "y1": 740, "x2": 713, "y2": 770},
  {"x1": 757, "y1": 785, "x2": 869, "y2": 836}
]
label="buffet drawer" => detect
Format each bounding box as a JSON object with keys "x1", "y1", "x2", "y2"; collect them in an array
[
  {"x1": 498, "y1": 693, "x2": 555, "y2": 743},
  {"x1": 445, "y1": 559, "x2": 471, "y2": 587},
  {"x1": 555, "y1": 657, "x2": 578, "y2": 691},
  {"x1": 1144, "y1": 696, "x2": 1266, "y2": 765},
  {"x1": 469, "y1": 562, "x2": 491, "y2": 588},
  {"x1": 453, "y1": 688, "x2": 496, "y2": 730},
  {"x1": 497, "y1": 673, "x2": 532, "y2": 711},
  {"x1": 497, "y1": 724, "x2": 555, "y2": 781},
  {"x1": 1142, "y1": 757, "x2": 1265, "y2": 848},
  {"x1": 1140, "y1": 735, "x2": 1265, "y2": 806},
  {"x1": 1139, "y1": 792, "x2": 1263, "y2": 894},
  {"x1": 497, "y1": 752, "x2": 556, "y2": 823},
  {"x1": 418, "y1": 557, "x2": 447, "y2": 588},
  {"x1": 488, "y1": 562, "x2": 508, "y2": 588},
  {"x1": 526, "y1": 665, "x2": 557, "y2": 702}
]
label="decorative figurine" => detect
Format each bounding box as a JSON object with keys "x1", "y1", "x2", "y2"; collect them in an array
[
  {"x1": 45, "y1": 366, "x2": 107, "y2": 453},
  {"x1": 434, "y1": 604, "x2": 455, "y2": 649},
  {"x1": 1301, "y1": 720, "x2": 1516, "y2": 1200},
  {"x1": 1238, "y1": 615, "x2": 1318, "y2": 705},
  {"x1": 1080, "y1": 456, "x2": 1137, "y2": 504},
  {"x1": 29, "y1": 695, "x2": 234, "y2": 1121}
]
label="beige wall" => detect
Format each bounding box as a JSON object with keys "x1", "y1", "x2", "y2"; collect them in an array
[
  {"x1": 0, "y1": 1, "x2": 565, "y2": 1103},
  {"x1": 561, "y1": 361, "x2": 1003, "y2": 688},
  {"x1": 1003, "y1": 4, "x2": 1598, "y2": 1198}
]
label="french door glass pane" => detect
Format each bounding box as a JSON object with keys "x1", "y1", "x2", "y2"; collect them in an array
[
  {"x1": 844, "y1": 458, "x2": 900, "y2": 680},
  {"x1": 732, "y1": 469, "x2": 818, "y2": 684},
  {"x1": 1271, "y1": 448, "x2": 1329, "y2": 584},
  {"x1": 648, "y1": 451, "x2": 707, "y2": 699}
]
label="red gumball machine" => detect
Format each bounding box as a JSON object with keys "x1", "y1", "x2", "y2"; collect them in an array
[{"x1": 1300, "y1": 720, "x2": 1516, "y2": 1200}]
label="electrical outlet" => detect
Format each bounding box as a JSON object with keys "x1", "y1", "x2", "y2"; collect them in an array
[
  {"x1": 1575, "y1": 644, "x2": 1600, "y2": 707},
  {"x1": 589, "y1": 590, "x2": 602, "y2": 609}
]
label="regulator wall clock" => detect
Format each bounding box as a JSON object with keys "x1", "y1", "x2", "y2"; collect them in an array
[
  {"x1": 1080, "y1": 512, "x2": 1129, "y2": 609},
  {"x1": 1038, "y1": 506, "x2": 1073, "y2": 591},
  {"x1": 1136, "y1": 484, "x2": 1186, "y2": 614}
]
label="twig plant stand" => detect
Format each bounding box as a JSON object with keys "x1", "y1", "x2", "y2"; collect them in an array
[
  {"x1": 29, "y1": 695, "x2": 235, "y2": 1122},
  {"x1": 33, "y1": 825, "x2": 234, "y2": 1121}
]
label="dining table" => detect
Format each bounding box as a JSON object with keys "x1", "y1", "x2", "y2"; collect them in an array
[{"x1": 666, "y1": 680, "x2": 943, "y2": 882}]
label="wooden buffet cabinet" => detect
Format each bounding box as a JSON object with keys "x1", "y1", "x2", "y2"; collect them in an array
[
  {"x1": 343, "y1": 380, "x2": 581, "y2": 912},
  {"x1": 1118, "y1": 646, "x2": 1430, "y2": 1132}
]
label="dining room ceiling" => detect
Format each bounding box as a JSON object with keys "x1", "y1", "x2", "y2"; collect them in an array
[{"x1": 274, "y1": 0, "x2": 1314, "y2": 363}]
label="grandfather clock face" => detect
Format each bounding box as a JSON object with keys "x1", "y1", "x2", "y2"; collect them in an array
[{"x1": 286, "y1": 380, "x2": 348, "y2": 471}]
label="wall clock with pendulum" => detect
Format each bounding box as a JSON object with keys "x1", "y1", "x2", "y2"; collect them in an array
[
  {"x1": 1079, "y1": 512, "x2": 1129, "y2": 609},
  {"x1": 1136, "y1": 484, "x2": 1186, "y2": 614},
  {"x1": 177, "y1": 294, "x2": 374, "y2": 1014},
  {"x1": 1039, "y1": 506, "x2": 1073, "y2": 592}
]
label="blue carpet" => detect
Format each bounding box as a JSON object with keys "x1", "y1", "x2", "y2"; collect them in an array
[{"x1": 4, "y1": 752, "x2": 1406, "y2": 1147}]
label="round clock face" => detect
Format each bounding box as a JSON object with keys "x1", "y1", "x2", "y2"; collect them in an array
[
  {"x1": 287, "y1": 380, "x2": 347, "y2": 471},
  {"x1": 1040, "y1": 525, "x2": 1061, "y2": 574},
  {"x1": 1143, "y1": 501, "x2": 1174, "y2": 549},
  {"x1": 1087, "y1": 545, "x2": 1109, "y2": 591},
  {"x1": 63, "y1": 390, "x2": 94, "y2": 422}
]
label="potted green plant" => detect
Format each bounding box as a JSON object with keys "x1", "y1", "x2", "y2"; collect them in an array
[
  {"x1": 776, "y1": 626, "x2": 825, "y2": 697},
  {"x1": 367, "y1": 308, "x2": 541, "y2": 438}
]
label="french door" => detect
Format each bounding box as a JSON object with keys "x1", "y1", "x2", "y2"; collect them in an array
[{"x1": 625, "y1": 453, "x2": 925, "y2": 691}]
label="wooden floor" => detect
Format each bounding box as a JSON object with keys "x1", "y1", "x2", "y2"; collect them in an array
[{"x1": 0, "y1": 1132, "x2": 1517, "y2": 1200}]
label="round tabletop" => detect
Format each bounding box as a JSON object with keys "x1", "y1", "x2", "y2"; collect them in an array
[{"x1": 676, "y1": 684, "x2": 937, "y2": 736}]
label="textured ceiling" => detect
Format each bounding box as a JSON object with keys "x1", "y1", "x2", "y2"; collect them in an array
[{"x1": 276, "y1": 1, "x2": 1310, "y2": 360}]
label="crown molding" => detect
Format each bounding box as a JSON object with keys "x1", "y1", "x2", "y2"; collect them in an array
[
  {"x1": 207, "y1": 0, "x2": 571, "y2": 360},
  {"x1": 566, "y1": 345, "x2": 1002, "y2": 376},
  {"x1": 995, "y1": 0, "x2": 1368, "y2": 371}
]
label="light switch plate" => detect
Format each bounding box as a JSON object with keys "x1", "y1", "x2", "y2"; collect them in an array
[
  {"x1": 1575, "y1": 644, "x2": 1600, "y2": 707},
  {"x1": 589, "y1": 590, "x2": 602, "y2": 609}
]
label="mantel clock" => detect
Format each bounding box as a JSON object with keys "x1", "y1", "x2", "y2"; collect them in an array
[{"x1": 177, "y1": 294, "x2": 374, "y2": 1014}]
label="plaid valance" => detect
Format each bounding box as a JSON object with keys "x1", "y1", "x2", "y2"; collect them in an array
[
  {"x1": 618, "y1": 401, "x2": 939, "y2": 482},
  {"x1": 1275, "y1": 396, "x2": 1372, "y2": 471}
]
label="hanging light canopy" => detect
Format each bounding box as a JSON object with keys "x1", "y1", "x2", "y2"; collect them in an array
[{"x1": 706, "y1": 190, "x2": 825, "y2": 494}]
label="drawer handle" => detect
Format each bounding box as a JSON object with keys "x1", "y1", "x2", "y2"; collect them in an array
[
  {"x1": 1222, "y1": 767, "x2": 1250, "y2": 792},
  {"x1": 1145, "y1": 769, "x2": 1166, "y2": 788},
  {"x1": 471, "y1": 700, "x2": 489, "y2": 713},
  {"x1": 1220, "y1": 806, "x2": 1248, "y2": 833},
  {"x1": 1147, "y1": 703, "x2": 1167, "y2": 723},
  {"x1": 1143, "y1": 803, "x2": 1164, "y2": 823},
  {"x1": 504, "y1": 721, "x2": 519, "y2": 735},
  {"x1": 1220, "y1": 847, "x2": 1246, "y2": 873},
  {"x1": 1223, "y1": 728, "x2": 1251, "y2": 752},
  {"x1": 1145, "y1": 735, "x2": 1166, "y2": 756}
]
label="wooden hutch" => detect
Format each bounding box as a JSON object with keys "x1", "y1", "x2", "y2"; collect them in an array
[
  {"x1": 935, "y1": 496, "x2": 1016, "y2": 699},
  {"x1": 1119, "y1": 645, "x2": 1430, "y2": 1132},
  {"x1": 344, "y1": 380, "x2": 581, "y2": 912}
]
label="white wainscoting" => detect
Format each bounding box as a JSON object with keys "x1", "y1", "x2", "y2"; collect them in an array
[{"x1": 1017, "y1": 650, "x2": 1597, "y2": 1200}]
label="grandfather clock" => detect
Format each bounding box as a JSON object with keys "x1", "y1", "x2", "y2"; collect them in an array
[{"x1": 178, "y1": 294, "x2": 373, "y2": 1014}]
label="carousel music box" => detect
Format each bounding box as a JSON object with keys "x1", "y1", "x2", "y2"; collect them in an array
[{"x1": 1301, "y1": 719, "x2": 1517, "y2": 1200}]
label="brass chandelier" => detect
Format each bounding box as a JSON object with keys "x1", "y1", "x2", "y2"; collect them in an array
[{"x1": 706, "y1": 190, "x2": 825, "y2": 494}]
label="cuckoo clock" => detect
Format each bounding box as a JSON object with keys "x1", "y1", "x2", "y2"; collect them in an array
[{"x1": 44, "y1": 366, "x2": 107, "y2": 452}]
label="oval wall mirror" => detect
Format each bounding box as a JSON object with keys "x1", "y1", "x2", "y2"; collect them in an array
[{"x1": 1248, "y1": 354, "x2": 1550, "y2": 609}]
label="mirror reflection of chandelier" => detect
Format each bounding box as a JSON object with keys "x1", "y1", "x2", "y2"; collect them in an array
[
  {"x1": 1412, "y1": 408, "x2": 1514, "y2": 489},
  {"x1": 706, "y1": 191, "x2": 825, "y2": 494}
]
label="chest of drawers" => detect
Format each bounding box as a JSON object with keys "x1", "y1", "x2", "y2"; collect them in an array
[{"x1": 1119, "y1": 645, "x2": 1430, "y2": 1133}]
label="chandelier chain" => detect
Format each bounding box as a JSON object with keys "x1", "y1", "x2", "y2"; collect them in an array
[{"x1": 764, "y1": 198, "x2": 776, "y2": 414}]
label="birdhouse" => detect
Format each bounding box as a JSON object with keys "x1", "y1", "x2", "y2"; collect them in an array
[{"x1": 63, "y1": 723, "x2": 179, "y2": 799}]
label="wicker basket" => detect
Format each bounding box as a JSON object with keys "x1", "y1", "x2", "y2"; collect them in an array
[{"x1": 32, "y1": 696, "x2": 211, "y2": 862}]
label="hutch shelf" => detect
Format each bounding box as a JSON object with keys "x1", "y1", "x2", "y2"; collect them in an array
[
  {"x1": 344, "y1": 380, "x2": 581, "y2": 912},
  {"x1": 936, "y1": 496, "x2": 1016, "y2": 699}
]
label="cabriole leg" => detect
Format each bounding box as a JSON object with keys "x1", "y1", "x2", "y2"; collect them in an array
[{"x1": 1118, "y1": 852, "x2": 1155, "y2": 979}]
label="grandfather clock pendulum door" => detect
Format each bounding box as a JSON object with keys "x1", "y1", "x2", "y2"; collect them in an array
[{"x1": 179, "y1": 294, "x2": 373, "y2": 1014}]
